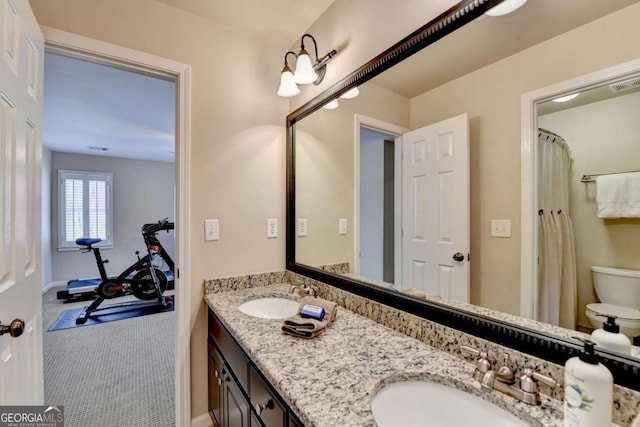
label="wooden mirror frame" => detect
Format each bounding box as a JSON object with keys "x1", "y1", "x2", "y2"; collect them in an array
[{"x1": 285, "y1": 0, "x2": 640, "y2": 390}]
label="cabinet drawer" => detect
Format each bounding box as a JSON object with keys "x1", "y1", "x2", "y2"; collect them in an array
[
  {"x1": 249, "y1": 365, "x2": 286, "y2": 427},
  {"x1": 209, "y1": 310, "x2": 249, "y2": 390}
]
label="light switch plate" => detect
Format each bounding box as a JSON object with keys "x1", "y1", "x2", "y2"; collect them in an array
[
  {"x1": 267, "y1": 219, "x2": 278, "y2": 238},
  {"x1": 297, "y1": 218, "x2": 308, "y2": 237},
  {"x1": 205, "y1": 219, "x2": 219, "y2": 241},
  {"x1": 339, "y1": 218, "x2": 348, "y2": 235},
  {"x1": 490, "y1": 219, "x2": 511, "y2": 238}
]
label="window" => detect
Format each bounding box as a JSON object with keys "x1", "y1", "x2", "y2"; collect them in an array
[{"x1": 58, "y1": 170, "x2": 113, "y2": 250}]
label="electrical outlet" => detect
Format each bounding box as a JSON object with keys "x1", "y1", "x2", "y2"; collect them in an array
[
  {"x1": 267, "y1": 219, "x2": 278, "y2": 238},
  {"x1": 204, "y1": 219, "x2": 219, "y2": 241},
  {"x1": 338, "y1": 218, "x2": 348, "y2": 235},
  {"x1": 297, "y1": 218, "x2": 308, "y2": 237},
  {"x1": 490, "y1": 219, "x2": 511, "y2": 238}
]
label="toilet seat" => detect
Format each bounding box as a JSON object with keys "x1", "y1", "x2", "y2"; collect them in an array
[
  {"x1": 586, "y1": 303, "x2": 640, "y2": 321},
  {"x1": 585, "y1": 303, "x2": 640, "y2": 338}
]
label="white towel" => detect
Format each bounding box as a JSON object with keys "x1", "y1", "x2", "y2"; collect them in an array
[{"x1": 595, "y1": 172, "x2": 640, "y2": 218}]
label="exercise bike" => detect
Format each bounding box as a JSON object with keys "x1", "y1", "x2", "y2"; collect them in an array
[
  {"x1": 73, "y1": 218, "x2": 175, "y2": 325},
  {"x1": 57, "y1": 219, "x2": 175, "y2": 302}
]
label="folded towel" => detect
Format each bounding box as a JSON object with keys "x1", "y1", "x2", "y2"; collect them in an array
[
  {"x1": 281, "y1": 297, "x2": 337, "y2": 339},
  {"x1": 596, "y1": 172, "x2": 640, "y2": 218}
]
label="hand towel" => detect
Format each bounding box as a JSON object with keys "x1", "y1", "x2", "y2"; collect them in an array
[
  {"x1": 281, "y1": 297, "x2": 338, "y2": 339},
  {"x1": 595, "y1": 172, "x2": 640, "y2": 218}
]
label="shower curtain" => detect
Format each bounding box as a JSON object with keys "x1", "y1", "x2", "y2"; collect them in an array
[{"x1": 537, "y1": 129, "x2": 577, "y2": 329}]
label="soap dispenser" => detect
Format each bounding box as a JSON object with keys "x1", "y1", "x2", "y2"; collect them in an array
[
  {"x1": 591, "y1": 314, "x2": 631, "y2": 354},
  {"x1": 564, "y1": 339, "x2": 613, "y2": 427}
]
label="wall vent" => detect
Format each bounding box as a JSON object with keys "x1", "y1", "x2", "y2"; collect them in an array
[{"x1": 609, "y1": 77, "x2": 640, "y2": 94}]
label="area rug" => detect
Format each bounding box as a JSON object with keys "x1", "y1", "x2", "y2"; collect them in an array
[{"x1": 48, "y1": 295, "x2": 174, "y2": 331}]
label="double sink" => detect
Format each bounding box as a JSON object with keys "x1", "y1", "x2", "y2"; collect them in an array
[{"x1": 237, "y1": 296, "x2": 537, "y2": 426}]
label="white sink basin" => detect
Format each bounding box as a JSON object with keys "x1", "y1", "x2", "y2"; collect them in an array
[
  {"x1": 371, "y1": 380, "x2": 528, "y2": 427},
  {"x1": 238, "y1": 297, "x2": 299, "y2": 319}
]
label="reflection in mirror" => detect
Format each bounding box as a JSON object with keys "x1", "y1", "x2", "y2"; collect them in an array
[
  {"x1": 291, "y1": 0, "x2": 640, "y2": 365},
  {"x1": 536, "y1": 74, "x2": 640, "y2": 350}
]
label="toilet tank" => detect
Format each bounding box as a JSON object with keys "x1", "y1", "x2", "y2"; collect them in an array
[{"x1": 591, "y1": 266, "x2": 640, "y2": 308}]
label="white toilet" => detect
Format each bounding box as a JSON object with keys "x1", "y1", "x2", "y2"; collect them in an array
[{"x1": 585, "y1": 266, "x2": 640, "y2": 338}]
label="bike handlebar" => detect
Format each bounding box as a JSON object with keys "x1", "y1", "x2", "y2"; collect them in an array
[{"x1": 142, "y1": 218, "x2": 174, "y2": 235}]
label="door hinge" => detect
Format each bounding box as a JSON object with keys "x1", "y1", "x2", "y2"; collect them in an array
[{"x1": 176, "y1": 268, "x2": 180, "y2": 279}]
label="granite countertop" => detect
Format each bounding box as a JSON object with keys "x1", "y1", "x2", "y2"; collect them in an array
[{"x1": 204, "y1": 284, "x2": 564, "y2": 427}]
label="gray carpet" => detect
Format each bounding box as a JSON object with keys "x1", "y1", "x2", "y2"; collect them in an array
[{"x1": 42, "y1": 287, "x2": 175, "y2": 427}]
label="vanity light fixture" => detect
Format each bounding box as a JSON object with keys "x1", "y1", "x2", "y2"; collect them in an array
[
  {"x1": 277, "y1": 51, "x2": 301, "y2": 97},
  {"x1": 322, "y1": 99, "x2": 339, "y2": 110},
  {"x1": 552, "y1": 93, "x2": 580, "y2": 103},
  {"x1": 485, "y1": 0, "x2": 527, "y2": 16},
  {"x1": 339, "y1": 87, "x2": 360, "y2": 99},
  {"x1": 277, "y1": 34, "x2": 337, "y2": 97}
]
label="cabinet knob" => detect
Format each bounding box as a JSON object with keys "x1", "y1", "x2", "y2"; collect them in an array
[{"x1": 255, "y1": 399, "x2": 274, "y2": 416}]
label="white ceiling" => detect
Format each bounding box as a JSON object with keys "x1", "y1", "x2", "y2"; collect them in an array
[
  {"x1": 43, "y1": 53, "x2": 176, "y2": 162},
  {"x1": 372, "y1": 0, "x2": 640, "y2": 99},
  {"x1": 42, "y1": 0, "x2": 336, "y2": 163}
]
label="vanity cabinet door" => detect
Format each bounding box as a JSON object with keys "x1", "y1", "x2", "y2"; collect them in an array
[
  {"x1": 249, "y1": 365, "x2": 285, "y2": 427},
  {"x1": 208, "y1": 342, "x2": 223, "y2": 426},
  {"x1": 225, "y1": 372, "x2": 250, "y2": 427}
]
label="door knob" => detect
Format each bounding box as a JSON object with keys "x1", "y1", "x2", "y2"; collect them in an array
[
  {"x1": 0, "y1": 319, "x2": 25, "y2": 338},
  {"x1": 452, "y1": 252, "x2": 465, "y2": 262}
]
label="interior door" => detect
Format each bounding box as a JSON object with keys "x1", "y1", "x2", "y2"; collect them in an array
[
  {"x1": 401, "y1": 113, "x2": 469, "y2": 302},
  {"x1": 0, "y1": 0, "x2": 45, "y2": 404}
]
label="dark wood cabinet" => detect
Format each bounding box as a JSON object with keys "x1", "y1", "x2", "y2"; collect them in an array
[
  {"x1": 208, "y1": 341, "x2": 250, "y2": 427},
  {"x1": 208, "y1": 309, "x2": 304, "y2": 427},
  {"x1": 249, "y1": 365, "x2": 286, "y2": 427},
  {"x1": 208, "y1": 342, "x2": 223, "y2": 425}
]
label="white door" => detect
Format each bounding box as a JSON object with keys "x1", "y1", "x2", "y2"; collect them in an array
[
  {"x1": 401, "y1": 113, "x2": 469, "y2": 302},
  {"x1": 0, "y1": 0, "x2": 44, "y2": 404}
]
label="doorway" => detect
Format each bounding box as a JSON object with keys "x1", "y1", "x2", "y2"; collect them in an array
[
  {"x1": 359, "y1": 127, "x2": 397, "y2": 283},
  {"x1": 41, "y1": 27, "x2": 191, "y2": 426},
  {"x1": 520, "y1": 58, "x2": 640, "y2": 327}
]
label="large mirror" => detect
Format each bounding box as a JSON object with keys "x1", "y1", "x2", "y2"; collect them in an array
[{"x1": 287, "y1": 0, "x2": 640, "y2": 389}]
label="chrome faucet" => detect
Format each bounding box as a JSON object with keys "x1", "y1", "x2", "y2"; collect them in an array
[
  {"x1": 289, "y1": 283, "x2": 318, "y2": 298},
  {"x1": 461, "y1": 346, "x2": 557, "y2": 405}
]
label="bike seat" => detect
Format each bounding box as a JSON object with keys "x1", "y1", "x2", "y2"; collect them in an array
[{"x1": 75, "y1": 238, "x2": 102, "y2": 247}]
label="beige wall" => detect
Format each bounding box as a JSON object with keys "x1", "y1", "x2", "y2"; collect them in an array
[
  {"x1": 409, "y1": 3, "x2": 640, "y2": 315},
  {"x1": 539, "y1": 92, "x2": 640, "y2": 328},
  {"x1": 295, "y1": 83, "x2": 409, "y2": 267},
  {"x1": 289, "y1": 0, "x2": 459, "y2": 110},
  {"x1": 29, "y1": 0, "x2": 289, "y2": 417},
  {"x1": 49, "y1": 152, "x2": 175, "y2": 282}
]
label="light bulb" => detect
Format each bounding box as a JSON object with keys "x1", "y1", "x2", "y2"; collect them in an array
[
  {"x1": 485, "y1": 0, "x2": 527, "y2": 17},
  {"x1": 340, "y1": 87, "x2": 360, "y2": 99},
  {"x1": 322, "y1": 99, "x2": 339, "y2": 110},
  {"x1": 277, "y1": 69, "x2": 300, "y2": 97},
  {"x1": 294, "y1": 51, "x2": 318, "y2": 85}
]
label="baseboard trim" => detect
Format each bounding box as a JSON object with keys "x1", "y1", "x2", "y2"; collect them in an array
[
  {"x1": 42, "y1": 281, "x2": 67, "y2": 294},
  {"x1": 191, "y1": 413, "x2": 213, "y2": 427}
]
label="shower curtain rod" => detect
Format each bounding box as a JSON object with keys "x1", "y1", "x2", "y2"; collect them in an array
[{"x1": 580, "y1": 169, "x2": 640, "y2": 183}]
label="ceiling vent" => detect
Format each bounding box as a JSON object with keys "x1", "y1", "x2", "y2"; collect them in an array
[
  {"x1": 609, "y1": 77, "x2": 640, "y2": 94},
  {"x1": 87, "y1": 146, "x2": 108, "y2": 151}
]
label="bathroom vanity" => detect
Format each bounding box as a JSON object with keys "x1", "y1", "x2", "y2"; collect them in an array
[
  {"x1": 205, "y1": 283, "x2": 565, "y2": 426},
  {"x1": 208, "y1": 307, "x2": 304, "y2": 427}
]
